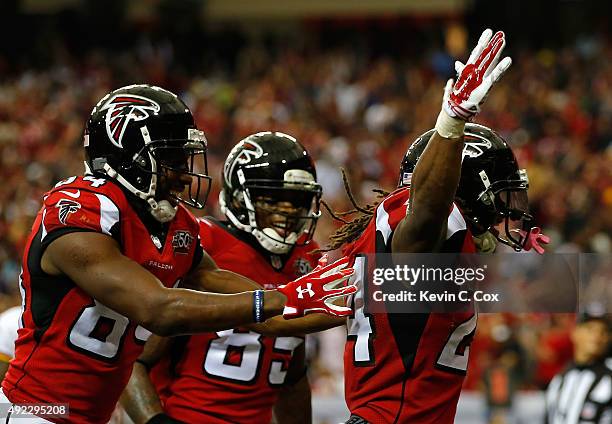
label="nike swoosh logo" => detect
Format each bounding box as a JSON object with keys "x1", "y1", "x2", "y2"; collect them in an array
[{"x1": 59, "y1": 190, "x2": 81, "y2": 198}]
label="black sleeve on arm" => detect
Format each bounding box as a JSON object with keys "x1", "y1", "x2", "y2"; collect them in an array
[
  {"x1": 40, "y1": 221, "x2": 122, "y2": 254},
  {"x1": 40, "y1": 227, "x2": 99, "y2": 253}
]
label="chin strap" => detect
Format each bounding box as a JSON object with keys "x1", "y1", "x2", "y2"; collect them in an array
[
  {"x1": 103, "y1": 162, "x2": 176, "y2": 223},
  {"x1": 90, "y1": 126, "x2": 179, "y2": 223},
  {"x1": 148, "y1": 199, "x2": 177, "y2": 223}
]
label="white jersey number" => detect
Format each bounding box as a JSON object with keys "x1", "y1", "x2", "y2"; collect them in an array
[
  {"x1": 436, "y1": 312, "x2": 477, "y2": 373},
  {"x1": 346, "y1": 256, "x2": 376, "y2": 365},
  {"x1": 68, "y1": 303, "x2": 151, "y2": 361},
  {"x1": 68, "y1": 300, "x2": 129, "y2": 361},
  {"x1": 203, "y1": 329, "x2": 303, "y2": 385}
]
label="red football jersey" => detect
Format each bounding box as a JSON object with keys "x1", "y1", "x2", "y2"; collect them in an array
[
  {"x1": 150, "y1": 218, "x2": 320, "y2": 424},
  {"x1": 343, "y1": 187, "x2": 477, "y2": 424},
  {"x1": 2, "y1": 176, "x2": 201, "y2": 424}
]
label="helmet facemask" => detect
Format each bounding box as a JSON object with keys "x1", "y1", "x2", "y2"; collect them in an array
[
  {"x1": 101, "y1": 127, "x2": 212, "y2": 222},
  {"x1": 467, "y1": 168, "x2": 533, "y2": 251},
  {"x1": 224, "y1": 170, "x2": 322, "y2": 254},
  {"x1": 148, "y1": 133, "x2": 212, "y2": 210}
]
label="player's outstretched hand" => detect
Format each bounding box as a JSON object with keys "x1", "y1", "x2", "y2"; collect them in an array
[
  {"x1": 277, "y1": 255, "x2": 356, "y2": 319},
  {"x1": 443, "y1": 28, "x2": 512, "y2": 121}
]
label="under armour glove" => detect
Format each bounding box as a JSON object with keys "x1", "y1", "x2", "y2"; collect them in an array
[
  {"x1": 277, "y1": 255, "x2": 356, "y2": 319},
  {"x1": 436, "y1": 28, "x2": 512, "y2": 138}
]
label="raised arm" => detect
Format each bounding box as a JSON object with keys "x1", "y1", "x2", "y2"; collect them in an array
[
  {"x1": 392, "y1": 29, "x2": 512, "y2": 253},
  {"x1": 392, "y1": 129, "x2": 464, "y2": 253}
]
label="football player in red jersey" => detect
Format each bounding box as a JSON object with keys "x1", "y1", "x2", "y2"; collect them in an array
[
  {"x1": 121, "y1": 132, "x2": 345, "y2": 424},
  {"x1": 333, "y1": 29, "x2": 536, "y2": 424},
  {"x1": 0, "y1": 85, "x2": 356, "y2": 424},
  {"x1": 331, "y1": 29, "x2": 547, "y2": 424}
]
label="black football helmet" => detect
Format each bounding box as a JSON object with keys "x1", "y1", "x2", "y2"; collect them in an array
[
  {"x1": 84, "y1": 84, "x2": 212, "y2": 222},
  {"x1": 399, "y1": 123, "x2": 533, "y2": 251},
  {"x1": 220, "y1": 132, "x2": 322, "y2": 254}
]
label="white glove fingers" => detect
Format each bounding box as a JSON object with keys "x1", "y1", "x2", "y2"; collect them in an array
[
  {"x1": 476, "y1": 31, "x2": 505, "y2": 75},
  {"x1": 323, "y1": 298, "x2": 353, "y2": 315},
  {"x1": 322, "y1": 273, "x2": 353, "y2": 290},
  {"x1": 313, "y1": 269, "x2": 354, "y2": 291},
  {"x1": 317, "y1": 256, "x2": 350, "y2": 277},
  {"x1": 490, "y1": 56, "x2": 512, "y2": 83},
  {"x1": 312, "y1": 254, "x2": 329, "y2": 272},
  {"x1": 323, "y1": 284, "x2": 357, "y2": 299},
  {"x1": 319, "y1": 262, "x2": 351, "y2": 278},
  {"x1": 467, "y1": 28, "x2": 493, "y2": 64},
  {"x1": 454, "y1": 60, "x2": 465, "y2": 75}
]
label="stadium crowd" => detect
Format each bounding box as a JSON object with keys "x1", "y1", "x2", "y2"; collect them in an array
[{"x1": 0, "y1": 28, "x2": 610, "y2": 400}]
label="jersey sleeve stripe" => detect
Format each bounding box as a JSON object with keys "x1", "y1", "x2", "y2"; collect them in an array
[
  {"x1": 41, "y1": 208, "x2": 48, "y2": 241},
  {"x1": 446, "y1": 204, "x2": 467, "y2": 240},
  {"x1": 375, "y1": 201, "x2": 393, "y2": 245},
  {"x1": 95, "y1": 194, "x2": 120, "y2": 236}
]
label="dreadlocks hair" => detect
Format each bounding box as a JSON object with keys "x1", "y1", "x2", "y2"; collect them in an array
[{"x1": 316, "y1": 169, "x2": 390, "y2": 252}]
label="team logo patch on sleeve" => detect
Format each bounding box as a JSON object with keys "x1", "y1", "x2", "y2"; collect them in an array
[
  {"x1": 56, "y1": 199, "x2": 82, "y2": 225},
  {"x1": 172, "y1": 231, "x2": 194, "y2": 254},
  {"x1": 100, "y1": 94, "x2": 161, "y2": 148}
]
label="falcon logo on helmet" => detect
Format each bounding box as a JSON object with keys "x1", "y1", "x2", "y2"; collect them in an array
[
  {"x1": 462, "y1": 137, "x2": 493, "y2": 159},
  {"x1": 224, "y1": 140, "x2": 264, "y2": 188},
  {"x1": 100, "y1": 95, "x2": 160, "y2": 148}
]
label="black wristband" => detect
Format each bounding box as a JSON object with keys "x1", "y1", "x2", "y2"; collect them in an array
[
  {"x1": 253, "y1": 290, "x2": 264, "y2": 323},
  {"x1": 146, "y1": 413, "x2": 184, "y2": 424}
]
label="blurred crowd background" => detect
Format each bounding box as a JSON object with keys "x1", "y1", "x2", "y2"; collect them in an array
[{"x1": 0, "y1": 0, "x2": 610, "y2": 422}]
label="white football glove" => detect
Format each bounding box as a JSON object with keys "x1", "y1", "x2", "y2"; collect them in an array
[{"x1": 445, "y1": 28, "x2": 512, "y2": 120}]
